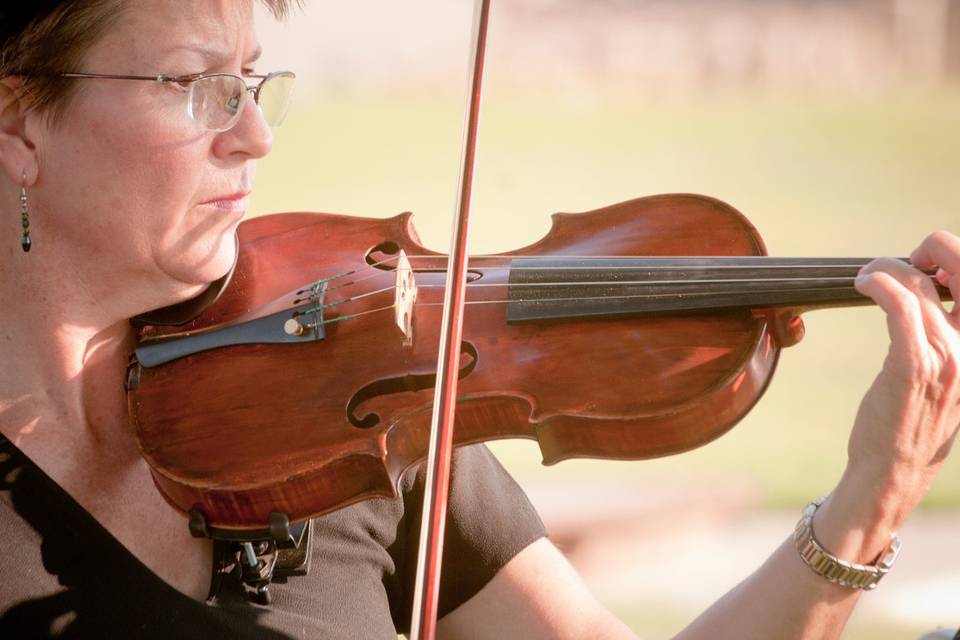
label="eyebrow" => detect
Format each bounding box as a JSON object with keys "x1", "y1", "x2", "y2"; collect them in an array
[{"x1": 162, "y1": 43, "x2": 263, "y2": 68}]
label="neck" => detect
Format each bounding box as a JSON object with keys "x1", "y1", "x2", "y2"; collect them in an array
[
  {"x1": 0, "y1": 225, "x2": 216, "y2": 602},
  {"x1": 0, "y1": 230, "x2": 200, "y2": 473},
  {"x1": 505, "y1": 256, "x2": 950, "y2": 322},
  {"x1": 0, "y1": 298, "x2": 136, "y2": 483}
]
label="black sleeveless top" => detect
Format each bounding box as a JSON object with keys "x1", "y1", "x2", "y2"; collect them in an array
[{"x1": 0, "y1": 436, "x2": 545, "y2": 639}]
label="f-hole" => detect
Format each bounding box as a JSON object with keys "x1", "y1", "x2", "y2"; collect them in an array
[
  {"x1": 365, "y1": 242, "x2": 483, "y2": 281},
  {"x1": 346, "y1": 341, "x2": 479, "y2": 429},
  {"x1": 365, "y1": 241, "x2": 402, "y2": 271}
]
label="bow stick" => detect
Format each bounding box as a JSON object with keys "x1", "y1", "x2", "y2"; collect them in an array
[{"x1": 408, "y1": 0, "x2": 491, "y2": 638}]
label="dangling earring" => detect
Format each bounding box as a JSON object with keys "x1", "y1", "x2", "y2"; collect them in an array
[{"x1": 19, "y1": 174, "x2": 30, "y2": 253}]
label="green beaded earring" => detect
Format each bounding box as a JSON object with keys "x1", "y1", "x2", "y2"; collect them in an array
[{"x1": 19, "y1": 174, "x2": 30, "y2": 253}]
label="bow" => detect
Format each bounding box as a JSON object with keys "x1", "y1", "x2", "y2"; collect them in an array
[{"x1": 408, "y1": 1, "x2": 492, "y2": 638}]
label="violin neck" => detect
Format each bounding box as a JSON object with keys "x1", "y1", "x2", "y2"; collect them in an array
[{"x1": 506, "y1": 256, "x2": 949, "y2": 322}]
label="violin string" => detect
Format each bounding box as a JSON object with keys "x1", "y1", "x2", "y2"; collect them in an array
[
  {"x1": 297, "y1": 254, "x2": 939, "y2": 315},
  {"x1": 361, "y1": 251, "x2": 913, "y2": 270},
  {"x1": 303, "y1": 254, "x2": 912, "y2": 301},
  {"x1": 324, "y1": 274, "x2": 379, "y2": 295},
  {"x1": 299, "y1": 272, "x2": 942, "y2": 318},
  {"x1": 410, "y1": 275, "x2": 885, "y2": 288},
  {"x1": 375, "y1": 253, "x2": 893, "y2": 264},
  {"x1": 291, "y1": 269, "x2": 361, "y2": 304},
  {"x1": 447, "y1": 264, "x2": 880, "y2": 271},
  {"x1": 316, "y1": 303, "x2": 400, "y2": 326},
  {"x1": 312, "y1": 272, "x2": 952, "y2": 330},
  {"x1": 294, "y1": 265, "x2": 408, "y2": 304},
  {"x1": 297, "y1": 269, "x2": 358, "y2": 291},
  {"x1": 419, "y1": 286, "x2": 865, "y2": 307},
  {"x1": 294, "y1": 255, "x2": 436, "y2": 301},
  {"x1": 301, "y1": 276, "x2": 846, "y2": 316},
  {"x1": 312, "y1": 286, "x2": 876, "y2": 330}
]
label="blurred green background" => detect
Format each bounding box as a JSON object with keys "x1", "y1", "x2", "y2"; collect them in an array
[
  {"x1": 252, "y1": 1, "x2": 960, "y2": 637},
  {"x1": 254, "y1": 89, "x2": 960, "y2": 509}
]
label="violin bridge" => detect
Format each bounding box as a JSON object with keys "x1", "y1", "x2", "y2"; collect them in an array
[{"x1": 394, "y1": 250, "x2": 417, "y2": 346}]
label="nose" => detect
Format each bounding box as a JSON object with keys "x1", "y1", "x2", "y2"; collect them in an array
[{"x1": 211, "y1": 96, "x2": 273, "y2": 161}]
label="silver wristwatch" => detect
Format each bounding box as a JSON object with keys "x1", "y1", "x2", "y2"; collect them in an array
[{"x1": 793, "y1": 496, "x2": 902, "y2": 591}]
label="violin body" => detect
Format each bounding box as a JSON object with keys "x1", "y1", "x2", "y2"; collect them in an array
[{"x1": 128, "y1": 194, "x2": 802, "y2": 531}]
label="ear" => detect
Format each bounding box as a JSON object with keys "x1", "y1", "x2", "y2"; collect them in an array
[{"x1": 0, "y1": 76, "x2": 40, "y2": 188}]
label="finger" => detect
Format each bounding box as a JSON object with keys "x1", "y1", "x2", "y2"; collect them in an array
[
  {"x1": 855, "y1": 270, "x2": 927, "y2": 364},
  {"x1": 936, "y1": 268, "x2": 949, "y2": 287},
  {"x1": 935, "y1": 268, "x2": 959, "y2": 317},
  {"x1": 908, "y1": 230, "x2": 960, "y2": 316},
  {"x1": 909, "y1": 230, "x2": 960, "y2": 275},
  {"x1": 861, "y1": 258, "x2": 960, "y2": 359},
  {"x1": 859, "y1": 257, "x2": 944, "y2": 311},
  {"x1": 937, "y1": 269, "x2": 960, "y2": 323}
]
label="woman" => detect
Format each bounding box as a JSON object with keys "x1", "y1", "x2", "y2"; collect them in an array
[{"x1": 1, "y1": 1, "x2": 958, "y2": 638}]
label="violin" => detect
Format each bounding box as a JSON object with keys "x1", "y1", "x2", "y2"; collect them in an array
[{"x1": 126, "y1": 192, "x2": 952, "y2": 535}]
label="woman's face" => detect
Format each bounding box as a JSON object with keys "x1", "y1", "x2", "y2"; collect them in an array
[{"x1": 30, "y1": 0, "x2": 271, "y2": 293}]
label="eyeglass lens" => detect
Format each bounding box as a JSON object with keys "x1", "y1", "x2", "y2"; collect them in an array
[
  {"x1": 188, "y1": 73, "x2": 295, "y2": 132},
  {"x1": 258, "y1": 73, "x2": 295, "y2": 127}
]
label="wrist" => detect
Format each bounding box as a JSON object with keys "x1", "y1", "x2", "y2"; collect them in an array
[
  {"x1": 813, "y1": 472, "x2": 907, "y2": 565},
  {"x1": 795, "y1": 496, "x2": 901, "y2": 590},
  {"x1": 841, "y1": 459, "x2": 927, "y2": 528}
]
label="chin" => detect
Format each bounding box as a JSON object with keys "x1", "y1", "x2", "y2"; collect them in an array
[
  {"x1": 160, "y1": 228, "x2": 239, "y2": 288},
  {"x1": 195, "y1": 232, "x2": 240, "y2": 285}
]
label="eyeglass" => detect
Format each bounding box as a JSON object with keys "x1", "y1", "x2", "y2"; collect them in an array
[{"x1": 57, "y1": 70, "x2": 296, "y2": 132}]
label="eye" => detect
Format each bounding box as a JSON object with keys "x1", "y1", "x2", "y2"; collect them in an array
[{"x1": 166, "y1": 74, "x2": 202, "y2": 92}]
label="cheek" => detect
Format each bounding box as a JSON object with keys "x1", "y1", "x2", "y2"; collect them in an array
[
  {"x1": 43, "y1": 96, "x2": 225, "y2": 283},
  {"x1": 80, "y1": 121, "x2": 204, "y2": 250}
]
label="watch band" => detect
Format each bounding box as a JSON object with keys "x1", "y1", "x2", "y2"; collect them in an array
[{"x1": 793, "y1": 496, "x2": 902, "y2": 591}]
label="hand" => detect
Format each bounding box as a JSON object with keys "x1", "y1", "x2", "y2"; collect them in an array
[{"x1": 846, "y1": 230, "x2": 960, "y2": 529}]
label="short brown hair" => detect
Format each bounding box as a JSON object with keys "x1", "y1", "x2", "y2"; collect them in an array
[{"x1": 0, "y1": 0, "x2": 300, "y2": 123}]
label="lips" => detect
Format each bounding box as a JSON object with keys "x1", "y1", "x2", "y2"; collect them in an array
[{"x1": 199, "y1": 191, "x2": 251, "y2": 213}]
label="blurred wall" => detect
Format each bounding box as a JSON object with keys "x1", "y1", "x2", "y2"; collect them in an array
[{"x1": 259, "y1": 0, "x2": 960, "y2": 95}]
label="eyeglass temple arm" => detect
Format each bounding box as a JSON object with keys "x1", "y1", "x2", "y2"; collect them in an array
[{"x1": 59, "y1": 72, "x2": 185, "y2": 83}]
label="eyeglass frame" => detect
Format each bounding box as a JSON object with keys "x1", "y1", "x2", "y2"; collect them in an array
[{"x1": 51, "y1": 69, "x2": 296, "y2": 131}]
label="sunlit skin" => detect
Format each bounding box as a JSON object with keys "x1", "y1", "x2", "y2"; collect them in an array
[
  {"x1": 0, "y1": 1, "x2": 958, "y2": 638},
  {"x1": 0, "y1": 0, "x2": 270, "y2": 602}
]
